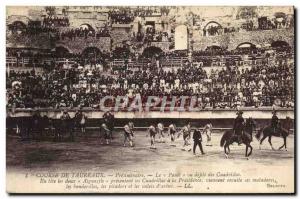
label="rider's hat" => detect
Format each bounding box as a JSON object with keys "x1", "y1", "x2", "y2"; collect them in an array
[{"x1": 236, "y1": 110, "x2": 243, "y2": 115}]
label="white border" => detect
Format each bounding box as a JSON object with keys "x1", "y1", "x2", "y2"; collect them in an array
[{"x1": 1, "y1": 0, "x2": 299, "y2": 198}]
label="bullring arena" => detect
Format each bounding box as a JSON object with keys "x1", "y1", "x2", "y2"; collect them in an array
[
  {"x1": 6, "y1": 6, "x2": 295, "y2": 193},
  {"x1": 6, "y1": 109, "x2": 295, "y2": 171}
]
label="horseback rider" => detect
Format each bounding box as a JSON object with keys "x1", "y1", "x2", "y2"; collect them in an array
[
  {"x1": 271, "y1": 110, "x2": 279, "y2": 134},
  {"x1": 103, "y1": 111, "x2": 110, "y2": 123},
  {"x1": 32, "y1": 109, "x2": 41, "y2": 126},
  {"x1": 103, "y1": 110, "x2": 114, "y2": 139},
  {"x1": 61, "y1": 110, "x2": 71, "y2": 121},
  {"x1": 233, "y1": 110, "x2": 245, "y2": 145},
  {"x1": 60, "y1": 110, "x2": 71, "y2": 141},
  {"x1": 31, "y1": 109, "x2": 42, "y2": 140}
]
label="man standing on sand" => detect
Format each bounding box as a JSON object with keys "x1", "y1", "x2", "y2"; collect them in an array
[
  {"x1": 193, "y1": 128, "x2": 205, "y2": 155},
  {"x1": 147, "y1": 124, "x2": 157, "y2": 149}
]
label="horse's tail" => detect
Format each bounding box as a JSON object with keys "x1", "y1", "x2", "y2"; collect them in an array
[
  {"x1": 255, "y1": 128, "x2": 263, "y2": 141},
  {"x1": 220, "y1": 131, "x2": 228, "y2": 147}
]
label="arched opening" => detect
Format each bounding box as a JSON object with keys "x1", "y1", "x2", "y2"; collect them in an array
[
  {"x1": 205, "y1": 45, "x2": 223, "y2": 55},
  {"x1": 79, "y1": 24, "x2": 95, "y2": 32},
  {"x1": 271, "y1": 40, "x2": 290, "y2": 52},
  {"x1": 54, "y1": 46, "x2": 70, "y2": 58},
  {"x1": 271, "y1": 40, "x2": 289, "y2": 48},
  {"x1": 82, "y1": 47, "x2": 102, "y2": 65},
  {"x1": 236, "y1": 42, "x2": 257, "y2": 54},
  {"x1": 274, "y1": 12, "x2": 287, "y2": 29},
  {"x1": 142, "y1": 46, "x2": 163, "y2": 58},
  {"x1": 274, "y1": 12, "x2": 286, "y2": 19},
  {"x1": 8, "y1": 21, "x2": 27, "y2": 33},
  {"x1": 112, "y1": 46, "x2": 130, "y2": 59},
  {"x1": 203, "y1": 21, "x2": 222, "y2": 36}
]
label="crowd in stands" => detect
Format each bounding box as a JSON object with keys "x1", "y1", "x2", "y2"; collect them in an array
[
  {"x1": 8, "y1": 23, "x2": 57, "y2": 35},
  {"x1": 6, "y1": 52, "x2": 294, "y2": 109},
  {"x1": 143, "y1": 28, "x2": 170, "y2": 43},
  {"x1": 203, "y1": 16, "x2": 293, "y2": 37},
  {"x1": 6, "y1": 8, "x2": 294, "y2": 110},
  {"x1": 204, "y1": 25, "x2": 223, "y2": 36},
  {"x1": 43, "y1": 16, "x2": 70, "y2": 27},
  {"x1": 134, "y1": 30, "x2": 171, "y2": 43},
  {"x1": 109, "y1": 9, "x2": 135, "y2": 24},
  {"x1": 56, "y1": 27, "x2": 110, "y2": 40},
  {"x1": 108, "y1": 7, "x2": 169, "y2": 24}
]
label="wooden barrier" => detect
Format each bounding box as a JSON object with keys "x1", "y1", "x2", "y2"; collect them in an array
[{"x1": 8, "y1": 107, "x2": 294, "y2": 120}]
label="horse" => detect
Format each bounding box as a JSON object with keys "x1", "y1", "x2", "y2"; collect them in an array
[
  {"x1": 53, "y1": 118, "x2": 63, "y2": 142},
  {"x1": 220, "y1": 120, "x2": 254, "y2": 158},
  {"x1": 282, "y1": 116, "x2": 293, "y2": 134},
  {"x1": 255, "y1": 117, "x2": 292, "y2": 151},
  {"x1": 244, "y1": 117, "x2": 256, "y2": 141},
  {"x1": 30, "y1": 112, "x2": 44, "y2": 141},
  {"x1": 54, "y1": 112, "x2": 74, "y2": 142},
  {"x1": 103, "y1": 112, "x2": 115, "y2": 140}
]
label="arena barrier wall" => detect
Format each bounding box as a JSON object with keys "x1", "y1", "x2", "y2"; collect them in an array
[
  {"x1": 7, "y1": 108, "x2": 294, "y2": 130},
  {"x1": 7, "y1": 107, "x2": 294, "y2": 119}
]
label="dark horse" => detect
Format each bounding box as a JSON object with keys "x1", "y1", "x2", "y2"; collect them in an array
[
  {"x1": 255, "y1": 117, "x2": 292, "y2": 151},
  {"x1": 220, "y1": 118, "x2": 256, "y2": 158},
  {"x1": 30, "y1": 111, "x2": 44, "y2": 141}
]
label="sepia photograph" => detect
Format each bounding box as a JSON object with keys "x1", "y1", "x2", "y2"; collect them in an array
[{"x1": 5, "y1": 5, "x2": 295, "y2": 194}]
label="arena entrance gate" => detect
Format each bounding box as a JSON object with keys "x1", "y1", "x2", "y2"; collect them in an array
[
  {"x1": 142, "y1": 46, "x2": 163, "y2": 58},
  {"x1": 8, "y1": 21, "x2": 27, "y2": 33},
  {"x1": 81, "y1": 47, "x2": 102, "y2": 66},
  {"x1": 271, "y1": 40, "x2": 290, "y2": 52},
  {"x1": 203, "y1": 21, "x2": 222, "y2": 36},
  {"x1": 236, "y1": 42, "x2": 257, "y2": 54}
]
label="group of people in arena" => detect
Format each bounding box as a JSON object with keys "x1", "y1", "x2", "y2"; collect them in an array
[{"x1": 8, "y1": 106, "x2": 284, "y2": 157}]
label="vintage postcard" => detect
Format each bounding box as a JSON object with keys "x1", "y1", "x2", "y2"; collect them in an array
[{"x1": 6, "y1": 6, "x2": 295, "y2": 193}]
